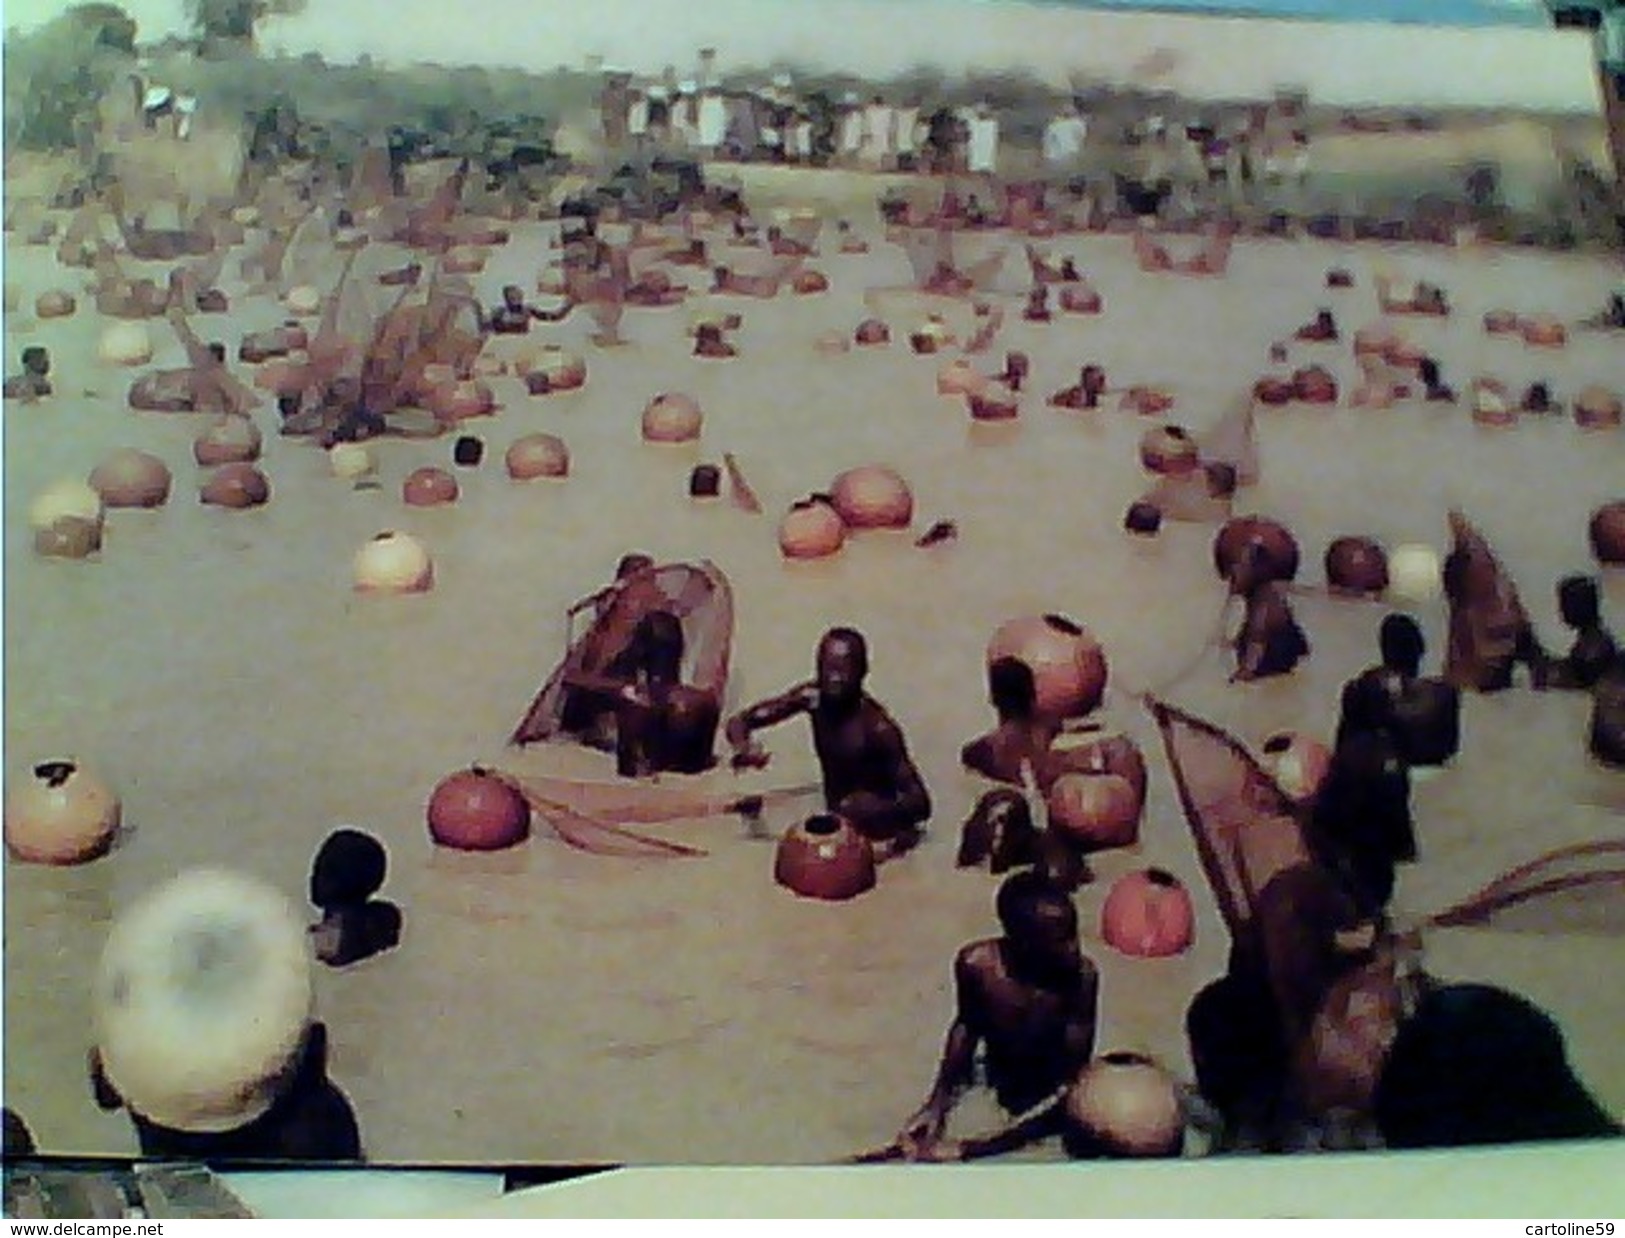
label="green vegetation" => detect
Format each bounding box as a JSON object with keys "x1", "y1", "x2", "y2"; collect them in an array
[
  {"x1": 186, "y1": 0, "x2": 306, "y2": 53},
  {"x1": 3, "y1": 4, "x2": 139, "y2": 152}
]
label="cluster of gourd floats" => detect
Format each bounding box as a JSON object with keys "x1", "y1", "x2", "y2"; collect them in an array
[
  {"x1": 21, "y1": 303, "x2": 1625, "y2": 895},
  {"x1": 17, "y1": 245, "x2": 1625, "y2": 915}
]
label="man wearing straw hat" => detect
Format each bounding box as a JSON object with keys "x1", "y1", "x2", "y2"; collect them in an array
[{"x1": 88, "y1": 869, "x2": 363, "y2": 1160}]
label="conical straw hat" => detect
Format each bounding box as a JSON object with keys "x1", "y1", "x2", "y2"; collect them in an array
[{"x1": 95, "y1": 869, "x2": 312, "y2": 1133}]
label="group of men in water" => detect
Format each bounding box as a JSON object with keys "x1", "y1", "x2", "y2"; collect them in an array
[{"x1": 9, "y1": 112, "x2": 1624, "y2": 1168}]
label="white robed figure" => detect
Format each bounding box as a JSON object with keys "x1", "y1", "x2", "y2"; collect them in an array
[
  {"x1": 788, "y1": 112, "x2": 813, "y2": 163},
  {"x1": 895, "y1": 104, "x2": 921, "y2": 160},
  {"x1": 838, "y1": 94, "x2": 864, "y2": 163},
  {"x1": 675, "y1": 83, "x2": 701, "y2": 148},
  {"x1": 967, "y1": 104, "x2": 1000, "y2": 176},
  {"x1": 1042, "y1": 107, "x2": 1088, "y2": 171},
  {"x1": 862, "y1": 99, "x2": 896, "y2": 169},
  {"x1": 698, "y1": 88, "x2": 728, "y2": 155},
  {"x1": 628, "y1": 89, "x2": 650, "y2": 147}
]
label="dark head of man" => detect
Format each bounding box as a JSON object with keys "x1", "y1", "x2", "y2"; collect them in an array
[
  {"x1": 1379, "y1": 613, "x2": 1426, "y2": 677},
  {"x1": 616, "y1": 552, "x2": 655, "y2": 581},
  {"x1": 816, "y1": 627, "x2": 869, "y2": 709},
  {"x1": 1558, "y1": 574, "x2": 1601, "y2": 630},
  {"x1": 996, "y1": 870, "x2": 1082, "y2": 983},
  {"x1": 310, "y1": 828, "x2": 388, "y2": 910},
  {"x1": 988, "y1": 655, "x2": 1038, "y2": 723},
  {"x1": 634, "y1": 610, "x2": 685, "y2": 686}
]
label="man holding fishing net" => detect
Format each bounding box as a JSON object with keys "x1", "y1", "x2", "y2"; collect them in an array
[
  {"x1": 866, "y1": 870, "x2": 1100, "y2": 1163},
  {"x1": 548, "y1": 555, "x2": 725, "y2": 779}
]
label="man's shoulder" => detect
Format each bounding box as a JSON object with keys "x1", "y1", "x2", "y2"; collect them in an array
[
  {"x1": 860, "y1": 694, "x2": 905, "y2": 731},
  {"x1": 955, "y1": 938, "x2": 1001, "y2": 975}
]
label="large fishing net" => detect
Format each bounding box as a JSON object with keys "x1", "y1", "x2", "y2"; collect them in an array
[{"x1": 510, "y1": 561, "x2": 735, "y2": 748}]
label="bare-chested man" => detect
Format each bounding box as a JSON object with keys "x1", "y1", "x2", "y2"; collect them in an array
[
  {"x1": 725, "y1": 627, "x2": 930, "y2": 857},
  {"x1": 1534, "y1": 575, "x2": 1617, "y2": 692},
  {"x1": 1133, "y1": 223, "x2": 1233, "y2": 276},
  {"x1": 1024, "y1": 244, "x2": 1081, "y2": 285},
  {"x1": 1048, "y1": 364, "x2": 1109, "y2": 411},
  {"x1": 710, "y1": 257, "x2": 803, "y2": 298},
  {"x1": 893, "y1": 871, "x2": 1099, "y2": 1159},
  {"x1": 3, "y1": 347, "x2": 52, "y2": 402},
  {"x1": 961, "y1": 658, "x2": 1063, "y2": 787},
  {"x1": 563, "y1": 608, "x2": 722, "y2": 778},
  {"x1": 484, "y1": 284, "x2": 571, "y2": 334},
  {"x1": 1229, "y1": 544, "x2": 1309, "y2": 682}
]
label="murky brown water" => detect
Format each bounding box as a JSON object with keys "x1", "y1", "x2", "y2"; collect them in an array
[{"x1": 4, "y1": 171, "x2": 1623, "y2": 1163}]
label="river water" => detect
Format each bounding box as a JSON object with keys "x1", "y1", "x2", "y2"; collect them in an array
[{"x1": 4, "y1": 172, "x2": 1623, "y2": 1162}]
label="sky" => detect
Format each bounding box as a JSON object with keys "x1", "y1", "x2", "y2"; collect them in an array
[
  {"x1": 1, "y1": 0, "x2": 1599, "y2": 114},
  {"x1": 1, "y1": 0, "x2": 1556, "y2": 50}
]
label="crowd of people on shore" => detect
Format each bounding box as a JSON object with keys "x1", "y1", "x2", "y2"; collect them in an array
[{"x1": 595, "y1": 69, "x2": 1314, "y2": 196}]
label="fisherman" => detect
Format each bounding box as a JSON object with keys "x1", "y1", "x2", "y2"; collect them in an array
[
  {"x1": 3, "y1": 347, "x2": 53, "y2": 402},
  {"x1": 1048, "y1": 364, "x2": 1109, "y2": 411},
  {"x1": 308, "y1": 828, "x2": 403, "y2": 969},
  {"x1": 726, "y1": 627, "x2": 931, "y2": 857},
  {"x1": 961, "y1": 658, "x2": 1064, "y2": 787},
  {"x1": 892, "y1": 871, "x2": 1099, "y2": 1159},
  {"x1": 1534, "y1": 575, "x2": 1618, "y2": 692},
  {"x1": 1340, "y1": 613, "x2": 1460, "y2": 767},
  {"x1": 562, "y1": 609, "x2": 722, "y2": 778},
  {"x1": 1042, "y1": 103, "x2": 1088, "y2": 175},
  {"x1": 1229, "y1": 544, "x2": 1310, "y2": 682},
  {"x1": 89, "y1": 1025, "x2": 362, "y2": 1161},
  {"x1": 1316, "y1": 674, "x2": 1417, "y2": 913},
  {"x1": 485, "y1": 284, "x2": 570, "y2": 334}
]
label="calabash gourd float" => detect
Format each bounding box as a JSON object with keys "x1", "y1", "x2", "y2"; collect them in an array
[
  {"x1": 1213, "y1": 516, "x2": 1300, "y2": 584},
  {"x1": 402, "y1": 467, "x2": 459, "y2": 507},
  {"x1": 1258, "y1": 732, "x2": 1332, "y2": 805},
  {"x1": 1046, "y1": 772, "x2": 1140, "y2": 851},
  {"x1": 773, "y1": 814, "x2": 877, "y2": 901},
  {"x1": 35, "y1": 290, "x2": 76, "y2": 319},
  {"x1": 829, "y1": 465, "x2": 913, "y2": 530},
  {"x1": 426, "y1": 767, "x2": 531, "y2": 851},
  {"x1": 98, "y1": 323, "x2": 153, "y2": 367},
  {"x1": 779, "y1": 496, "x2": 847, "y2": 560},
  {"x1": 1324, "y1": 536, "x2": 1389, "y2": 595},
  {"x1": 1063, "y1": 1053, "x2": 1186, "y2": 1158},
  {"x1": 1387, "y1": 543, "x2": 1443, "y2": 604},
  {"x1": 194, "y1": 417, "x2": 262, "y2": 467},
  {"x1": 328, "y1": 442, "x2": 373, "y2": 480},
  {"x1": 506, "y1": 433, "x2": 571, "y2": 480},
  {"x1": 200, "y1": 463, "x2": 270, "y2": 510},
  {"x1": 5, "y1": 759, "x2": 121, "y2": 864},
  {"x1": 986, "y1": 615, "x2": 1108, "y2": 724},
  {"x1": 1574, "y1": 386, "x2": 1622, "y2": 431},
  {"x1": 90, "y1": 450, "x2": 172, "y2": 509},
  {"x1": 1100, "y1": 868, "x2": 1196, "y2": 959},
  {"x1": 1590, "y1": 501, "x2": 1625, "y2": 566},
  {"x1": 353, "y1": 531, "x2": 434, "y2": 594},
  {"x1": 642, "y1": 393, "x2": 704, "y2": 444}
]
